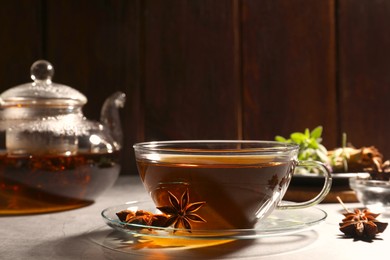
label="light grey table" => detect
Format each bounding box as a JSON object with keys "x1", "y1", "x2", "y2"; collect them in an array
[{"x1": 1, "y1": 176, "x2": 389, "y2": 260}]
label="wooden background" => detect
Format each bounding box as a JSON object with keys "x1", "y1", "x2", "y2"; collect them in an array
[{"x1": 0, "y1": 0, "x2": 389, "y2": 175}]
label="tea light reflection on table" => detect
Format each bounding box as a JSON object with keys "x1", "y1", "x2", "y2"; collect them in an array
[{"x1": 1, "y1": 175, "x2": 389, "y2": 260}]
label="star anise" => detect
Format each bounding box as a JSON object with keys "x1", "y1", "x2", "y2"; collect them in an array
[
  {"x1": 268, "y1": 175, "x2": 279, "y2": 190},
  {"x1": 116, "y1": 209, "x2": 169, "y2": 227},
  {"x1": 339, "y1": 208, "x2": 388, "y2": 240},
  {"x1": 156, "y1": 189, "x2": 206, "y2": 233}
]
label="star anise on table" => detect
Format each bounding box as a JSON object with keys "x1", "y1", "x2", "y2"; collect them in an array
[
  {"x1": 157, "y1": 189, "x2": 207, "y2": 233},
  {"x1": 339, "y1": 208, "x2": 388, "y2": 240}
]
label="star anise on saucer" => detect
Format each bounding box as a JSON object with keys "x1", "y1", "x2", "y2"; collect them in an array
[
  {"x1": 339, "y1": 208, "x2": 388, "y2": 240},
  {"x1": 157, "y1": 189, "x2": 206, "y2": 233},
  {"x1": 116, "y1": 209, "x2": 169, "y2": 227}
]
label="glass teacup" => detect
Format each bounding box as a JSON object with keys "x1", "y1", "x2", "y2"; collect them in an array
[{"x1": 133, "y1": 140, "x2": 332, "y2": 231}]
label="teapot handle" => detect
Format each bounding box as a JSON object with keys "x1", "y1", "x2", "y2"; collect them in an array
[{"x1": 100, "y1": 92, "x2": 126, "y2": 147}]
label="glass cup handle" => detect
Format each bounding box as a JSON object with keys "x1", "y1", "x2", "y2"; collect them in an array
[{"x1": 277, "y1": 160, "x2": 333, "y2": 210}]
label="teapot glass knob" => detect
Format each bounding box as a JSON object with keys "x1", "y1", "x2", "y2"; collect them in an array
[{"x1": 30, "y1": 60, "x2": 54, "y2": 83}]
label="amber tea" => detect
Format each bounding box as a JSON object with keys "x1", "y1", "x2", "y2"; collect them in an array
[
  {"x1": 0, "y1": 152, "x2": 120, "y2": 215},
  {"x1": 134, "y1": 141, "x2": 332, "y2": 232},
  {"x1": 137, "y1": 155, "x2": 295, "y2": 230}
]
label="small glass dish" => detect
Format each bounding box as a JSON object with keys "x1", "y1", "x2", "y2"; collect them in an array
[{"x1": 349, "y1": 175, "x2": 390, "y2": 213}]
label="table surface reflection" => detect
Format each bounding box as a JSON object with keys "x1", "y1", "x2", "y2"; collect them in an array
[{"x1": 1, "y1": 176, "x2": 389, "y2": 260}]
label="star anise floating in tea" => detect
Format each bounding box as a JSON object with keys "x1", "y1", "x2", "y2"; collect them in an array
[
  {"x1": 116, "y1": 189, "x2": 207, "y2": 233},
  {"x1": 268, "y1": 175, "x2": 279, "y2": 190},
  {"x1": 337, "y1": 197, "x2": 388, "y2": 240},
  {"x1": 268, "y1": 174, "x2": 289, "y2": 191},
  {"x1": 157, "y1": 189, "x2": 206, "y2": 233}
]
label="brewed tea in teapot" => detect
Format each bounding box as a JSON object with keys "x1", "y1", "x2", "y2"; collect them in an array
[{"x1": 0, "y1": 60, "x2": 126, "y2": 214}]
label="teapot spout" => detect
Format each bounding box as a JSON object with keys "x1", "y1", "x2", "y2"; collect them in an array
[{"x1": 100, "y1": 92, "x2": 126, "y2": 148}]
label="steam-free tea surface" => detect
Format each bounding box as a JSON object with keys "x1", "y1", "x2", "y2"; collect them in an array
[{"x1": 137, "y1": 155, "x2": 295, "y2": 230}]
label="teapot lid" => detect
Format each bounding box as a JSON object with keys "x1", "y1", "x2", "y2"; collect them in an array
[{"x1": 0, "y1": 60, "x2": 87, "y2": 107}]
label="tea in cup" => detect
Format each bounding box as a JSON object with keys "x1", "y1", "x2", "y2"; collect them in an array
[{"x1": 133, "y1": 140, "x2": 332, "y2": 231}]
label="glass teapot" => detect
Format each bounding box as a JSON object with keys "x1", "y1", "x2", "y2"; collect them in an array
[{"x1": 0, "y1": 60, "x2": 126, "y2": 215}]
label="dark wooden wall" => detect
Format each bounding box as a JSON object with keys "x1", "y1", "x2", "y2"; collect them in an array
[{"x1": 1, "y1": 0, "x2": 389, "y2": 175}]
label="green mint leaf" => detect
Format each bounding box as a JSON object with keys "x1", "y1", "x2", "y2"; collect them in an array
[
  {"x1": 304, "y1": 128, "x2": 310, "y2": 138},
  {"x1": 290, "y1": 132, "x2": 306, "y2": 143},
  {"x1": 275, "y1": 136, "x2": 287, "y2": 142},
  {"x1": 310, "y1": 126, "x2": 323, "y2": 139},
  {"x1": 309, "y1": 138, "x2": 319, "y2": 149},
  {"x1": 274, "y1": 125, "x2": 329, "y2": 170}
]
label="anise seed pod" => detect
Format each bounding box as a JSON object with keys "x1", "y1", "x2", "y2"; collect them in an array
[
  {"x1": 150, "y1": 214, "x2": 170, "y2": 227},
  {"x1": 116, "y1": 209, "x2": 172, "y2": 230},
  {"x1": 339, "y1": 208, "x2": 388, "y2": 239},
  {"x1": 135, "y1": 210, "x2": 153, "y2": 217},
  {"x1": 126, "y1": 210, "x2": 155, "y2": 225},
  {"x1": 116, "y1": 210, "x2": 135, "y2": 222}
]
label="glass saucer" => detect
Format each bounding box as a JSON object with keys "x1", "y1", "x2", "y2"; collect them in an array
[{"x1": 101, "y1": 201, "x2": 327, "y2": 240}]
